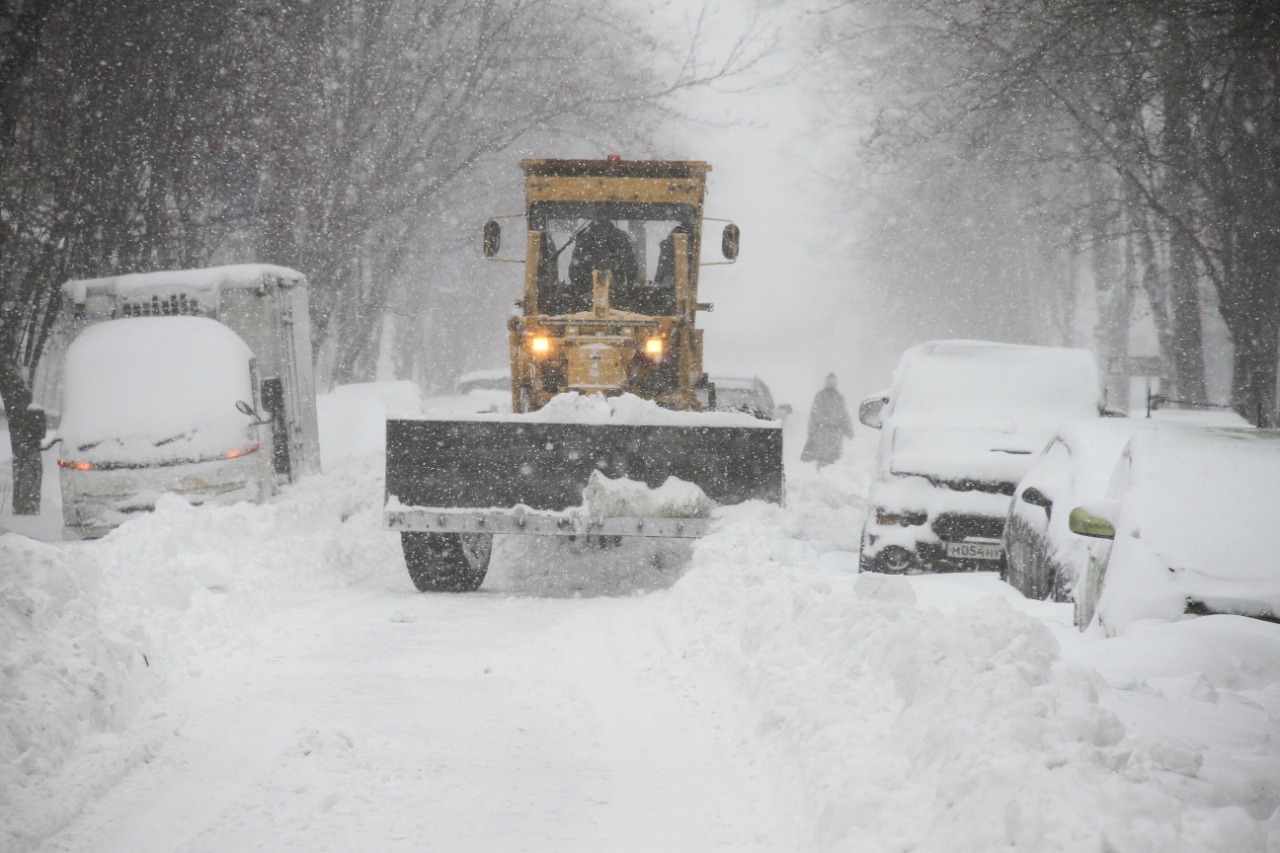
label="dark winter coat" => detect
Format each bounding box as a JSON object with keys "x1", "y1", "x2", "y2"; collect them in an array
[
  {"x1": 800, "y1": 387, "x2": 853, "y2": 465},
  {"x1": 568, "y1": 220, "x2": 638, "y2": 293}
]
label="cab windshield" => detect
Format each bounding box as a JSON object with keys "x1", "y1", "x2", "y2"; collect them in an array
[{"x1": 529, "y1": 201, "x2": 697, "y2": 316}]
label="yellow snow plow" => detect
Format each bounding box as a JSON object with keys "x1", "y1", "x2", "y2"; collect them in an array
[{"x1": 385, "y1": 157, "x2": 784, "y2": 591}]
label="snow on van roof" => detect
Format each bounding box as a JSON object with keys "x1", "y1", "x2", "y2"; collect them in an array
[{"x1": 62, "y1": 264, "x2": 306, "y2": 302}]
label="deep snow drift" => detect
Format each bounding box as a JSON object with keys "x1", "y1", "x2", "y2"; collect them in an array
[{"x1": 2, "y1": 430, "x2": 1279, "y2": 851}]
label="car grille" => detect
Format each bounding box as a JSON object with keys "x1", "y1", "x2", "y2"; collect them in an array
[
  {"x1": 895, "y1": 472, "x2": 1018, "y2": 496},
  {"x1": 932, "y1": 477, "x2": 1017, "y2": 496},
  {"x1": 932, "y1": 513, "x2": 1006, "y2": 541}
]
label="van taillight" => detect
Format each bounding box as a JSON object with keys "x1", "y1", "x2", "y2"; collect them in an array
[
  {"x1": 224, "y1": 443, "x2": 261, "y2": 460},
  {"x1": 58, "y1": 459, "x2": 95, "y2": 471}
]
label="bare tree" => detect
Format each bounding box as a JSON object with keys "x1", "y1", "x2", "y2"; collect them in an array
[
  {"x1": 0, "y1": 0, "x2": 769, "y2": 510},
  {"x1": 823, "y1": 0, "x2": 1279, "y2": 422}
]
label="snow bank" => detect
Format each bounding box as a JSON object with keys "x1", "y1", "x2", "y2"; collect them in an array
[
  {"x1": 316, "y1": 380, "x2": 427, "y2": 467},
  {"x1": 664, "y1": 500, "x2": 1272, "y2": 851},
  {"x1": 0, "y1": 535, "x2": 145, "y2": 799},
  {"x1": 0, "y1": 456, "x2": 402, "y2": 850}
]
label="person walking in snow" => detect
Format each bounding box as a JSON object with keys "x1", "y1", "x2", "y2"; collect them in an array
[{"x1": 801, "y1": 373, "x2": 853, "y2": 470}]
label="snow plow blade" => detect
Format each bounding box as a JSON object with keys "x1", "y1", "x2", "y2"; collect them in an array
[{"x1": 384, "y1": 418, "x2": 783, "y2": 537}]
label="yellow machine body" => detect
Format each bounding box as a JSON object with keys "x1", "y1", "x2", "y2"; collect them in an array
[{"x1": 506, "y1": 158, "x2": 715, "y2": 413}]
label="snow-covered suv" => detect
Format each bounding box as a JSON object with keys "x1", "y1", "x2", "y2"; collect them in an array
[{"x1": 859, "y1": 340, "x2": 1102, "y2": 574}]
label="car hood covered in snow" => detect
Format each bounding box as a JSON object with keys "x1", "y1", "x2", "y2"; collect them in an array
[{"x1": 889, "y1": 427, "x2": 1043, "y2": 488}]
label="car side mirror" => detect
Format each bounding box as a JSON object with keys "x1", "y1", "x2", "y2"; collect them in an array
[
  {"x1": 483, "y1": 219, "x2": 501, "y2": 258},
  {"x1": 1020, "y1": 486, "x2": 1053, "y2": 513},
  {"x1": 237, "y1": 399, "x2": 274, "y2": 426},
  {"x1": 858, "y1": 395, "x2": 887, "y2": 429},
  {"x1": 721, "y1": 223, "x2": 739, "y2": 260},
  {"x1": 1067, "y1": 506, "x2": 1115, "y2": 540}
]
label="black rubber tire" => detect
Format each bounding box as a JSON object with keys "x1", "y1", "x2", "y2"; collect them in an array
[
  {"x1": 875, "y1": 545, "x2": 916, "y2": 575},
  {"x1": 401, "y1": 532, "x2": 492, "y2": 592}
]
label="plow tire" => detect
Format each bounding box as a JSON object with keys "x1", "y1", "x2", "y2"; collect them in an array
[{"x1": 401, "y1": 532, "x2": 492, "y2": 593}]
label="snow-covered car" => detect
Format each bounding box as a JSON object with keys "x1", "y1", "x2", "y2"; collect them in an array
[
  {"x1": 1070, "y1": 425, "x2": 1280, "y2": 634},
  {"x1": 711, "y1": 375, "x2": 775, "y2": 420},
  {"x1": 1003, "y1": 418, "x2": 1146, "y2": 602},
  {"x1": 454, "y1": 368, "x2": 511, "y2": 395},
  {"x1": 56, "y1": 316, "x2": 275, "y2": 538},
  {"x1": 859, "y1": 340, "x2": 1102, "y2": 574},
  {"x1": 430, "y1": 368, "x2": 511, "y2": 415}
]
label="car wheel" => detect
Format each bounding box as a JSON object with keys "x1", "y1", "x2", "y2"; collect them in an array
[
  {"x1": 401, "y1": 532, "x2": 492, "y2": 592},
  {"x1": 876, "y1": 545, "x2": 916, "y2": 574}
]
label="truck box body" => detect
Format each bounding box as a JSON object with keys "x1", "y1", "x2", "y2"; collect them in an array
[
  {"x1": 51, "y1": 264, "x2": 320, "y2": 538},
  {"x1": 58, "y1": 264, "x2": 320, "y2": 482}
]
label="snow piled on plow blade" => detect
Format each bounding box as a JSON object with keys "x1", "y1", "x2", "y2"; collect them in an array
[{"x1": 581, "y1": 471, "x2": 713, "y2": 519}]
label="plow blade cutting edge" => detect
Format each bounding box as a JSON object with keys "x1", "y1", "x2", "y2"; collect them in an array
[{"x1": 384, "y1": 418, "x2": 784, "y2": 538}]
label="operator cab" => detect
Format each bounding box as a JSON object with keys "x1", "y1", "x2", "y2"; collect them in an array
[{"x1": 532, "y1": 201, "x2": 696, "y2": 317}]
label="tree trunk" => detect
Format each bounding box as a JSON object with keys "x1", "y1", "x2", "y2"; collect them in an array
[
  {"x1": 1160, "y1": 9, "x2": 1207, "y2": 403},
  {"x1": 0, "y1": 359, "x2": 44, "y2": 514},
  {"x1": 1128, "y1": 191, "x2": 1176, "y2": 392},
  {"x1": 1090, "y1": 167, "x2": 1130, "y2": 410}
]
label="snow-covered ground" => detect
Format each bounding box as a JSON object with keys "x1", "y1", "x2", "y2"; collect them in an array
[{"x1": 3, "y1": 423, "x2": 1279, "y2": 851}]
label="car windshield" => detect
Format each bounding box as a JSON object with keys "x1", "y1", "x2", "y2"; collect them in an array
[
  {"x1": 716, "y1": 388, "x2": 758, "y2": 410},
  {"x1": 59, "y1": 317, "x2": 255, "y2": 464}
]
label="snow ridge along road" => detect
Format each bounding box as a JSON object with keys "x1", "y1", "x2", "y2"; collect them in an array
[{"x1": 3, "y1": 447, "x2": 1279, "y2": 851}]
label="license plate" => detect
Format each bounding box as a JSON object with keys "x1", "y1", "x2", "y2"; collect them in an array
[{"x1": 945, "y1": 541, "x2": 1003, "y2": 561}]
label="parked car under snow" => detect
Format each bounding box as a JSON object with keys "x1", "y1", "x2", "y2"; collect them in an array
[
  {"x1": 56, "y1": 316, "x2": 275, "y2": 538},
  {"x1": 859, "y1": 340, "x2": 1103, "y2": 575},
  {"x1": 1069, "y1": 425, "x2": 1280, "y2": 634},
  {"x1": 1003, "y1": 418, "x2": 1145, "y2": 602},
  {"x1": 711, "y1": 376, "x2": 775, "y2": 420},
  {"x1": 1004, "y1": 404, "x2": 1255, "y2": 604}
]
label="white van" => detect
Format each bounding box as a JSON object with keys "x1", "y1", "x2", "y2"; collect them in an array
[
  {"x1": 47, "y1": 264, "x2": 320, "y2": 538},
  {"x1": 57, "y1": 316, "x2": 275, "y2": 538},
  {"x1": 858, "y1": 340, "x2": 1103, "y2": 574}
]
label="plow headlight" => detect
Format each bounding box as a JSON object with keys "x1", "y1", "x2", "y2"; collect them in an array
[
  {"x1": 645, "y1": 337, "x2": 663, "y2": 357},
  {"x1": 531, "y1": 336, "x2": 550, "y2": 354}
]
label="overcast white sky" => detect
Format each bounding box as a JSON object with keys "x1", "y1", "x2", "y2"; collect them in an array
[{"x1": 643, "y1": 1, "x2": 879, "y2": 412}]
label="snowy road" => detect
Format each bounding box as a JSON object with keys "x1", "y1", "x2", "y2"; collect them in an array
[
  {"x1": 4, "y1": 443, "x2": 1280, "y2": 851},
  {"x1": 34, "y1": 589, "x2": 795, "y2": 852}
]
